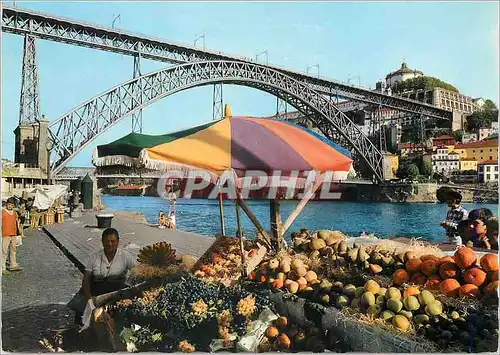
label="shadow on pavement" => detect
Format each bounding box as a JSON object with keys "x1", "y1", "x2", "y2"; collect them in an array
[{"x1": 1, "y1": 303, "x2": 97, "y2": 352}]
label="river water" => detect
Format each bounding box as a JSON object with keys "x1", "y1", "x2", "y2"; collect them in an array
[{"x1": 102, "y1": 196, "x2": 497, "y2": 243}]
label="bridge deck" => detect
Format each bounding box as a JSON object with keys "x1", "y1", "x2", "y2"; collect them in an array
[{"x1": 43, "y1": 211, "x2": 216, "y2": 271}]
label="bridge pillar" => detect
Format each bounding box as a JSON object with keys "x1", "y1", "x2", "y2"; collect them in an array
[
  {"x1": 213, "y1": 84, "x2": 223, "y2": 120},
  {"x1": 452, "y1": 110, "x2": 464, "y2": 132},
  {"x1": 19, "y1": 34, "x2": 40, "y2": 125},
  {"x1": 276, "y1": 97, "x2": 287, "y2": 117},
  {"x1": 14, "y1": 118, "x2": 49, "y2": 171},
  {"x1": 131, "y1": 52, "x2": 143, "y2": 133}
]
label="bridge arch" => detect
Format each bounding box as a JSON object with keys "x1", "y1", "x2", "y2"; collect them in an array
[{"x1": 49, "y1": 61, "x2": 384, "y2": 180}]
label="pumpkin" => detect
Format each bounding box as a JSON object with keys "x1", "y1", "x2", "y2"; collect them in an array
[
  {"x1": 406, "y1": 258, "x2": 422, "y2": 273},
  {"x1": 403, "y1": 286, "x2": 420, "y2": 297},
  {"x1": 491, "y1": 270, "x2": 499, "y2": 282},
  {"x1": 425, "y1": 275, "x2": 441, "y2": 290},
  {"x1": 458, "y1": 284, "x2": 480, "y2": 299},
  {"x1": 421, "y1": 260, "x2": 438, "y2": 276},
  {"x1": 454, "y1": 247, "x2": 477, "y2": 269},
  {"x1": 480, "y1": 254, "x2": 499, "y2": 272},
  {"x1": 436, "y1": 256, "x2": 455, "y2": 267},
  {"x1": 275, "y1": 316, "x2": 288, "y2": 329},
  {"x1": 410, "y1": 272, "x2": 427, "y2": 286},
  {"x1": 297, "y1": 277, "x2": 308, "y2": 290},
  {"x1": 439, "y1": 279, "x2": 461, "y2": 297},
  {"x1": 463, "y1": 268, "x2": 487, "y2": 287},
  {"x1": 484, "y1": 281, "x2": 499, "y2": 296},
  {"x1": 404, "y1": 251, "x2": 417, "y2": 262},
  {"x1": 393, "y1": 269, "x2": 410, "y2": 286},
  {"x1": 439, "y1": 262, "x2": 459, "y2": 279},
  {"x1": 420, "y1": 254, "x2": 439, "y2": 263}
]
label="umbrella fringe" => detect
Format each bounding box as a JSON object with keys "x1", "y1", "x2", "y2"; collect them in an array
[
  {"x1": 139, "y1": 149, "x2": 221, "y2": 184},
  {"x1": 92, "y1": 148, "x2": 141, "y2": 168}
]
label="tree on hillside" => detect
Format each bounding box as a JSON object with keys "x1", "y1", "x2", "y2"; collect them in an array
[
  {"x1": 466, "y1": 99, "x2": 499, "y2": 131},
  {"x1": 420, "y1": 160, "x2": 433, "y2": 177},
  {"x1": 452, "y1": 130, "x2": 463, "y2": 142},
  {"x1": 396, "y1": 158, "x2": 420, "y2": 180},
  {"x1": 392, "y1": 76, "x2": 459, "y2": 93}
]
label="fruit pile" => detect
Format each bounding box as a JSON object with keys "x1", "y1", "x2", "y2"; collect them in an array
[
  {"x1": 110, "y1": 276, "x2": 275, "y2": 352},
  {"x1": 259, "y1": 316, "x2": 327, "y2": 353},
  {"x1": 392, "y1": 248, "x2": 498, "y2": 300},
  {"x1": 247, "y1": 252, "x2": 320, "y2": 293},
  {"x1": 192, "y1": 237, "x2": 262, "y2": 285}
]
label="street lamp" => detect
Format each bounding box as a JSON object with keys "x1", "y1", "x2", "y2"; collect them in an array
[
  {"x1": 255, "y1": 50, "x2": 269, "y2": 65},
  {"x1": 307, "y1": 64, "x2": 320, "y2": 78},
  {"x1": 194, "y1": 33, "x2": 206, "y2": 50},
  {"x1": 112, "y1": 14, "x2": 121, "y2": 28},
  {"x1": 45, "y1": 139, "x2": 54, "y2": 185}
]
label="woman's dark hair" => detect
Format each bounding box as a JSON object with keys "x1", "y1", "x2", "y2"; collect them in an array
[
  {"x1": 486, "y1": 219, "x2": 498, "y2": 237},
  {"x1": 468, "y1": 208, "x2": 494, "y2": 221},
  {"x1": 446, "y1": 190, "x2": 462, "y2": 204},
  {"x1": 102, "y1": 227, "x2": 119, "y2": 241}
]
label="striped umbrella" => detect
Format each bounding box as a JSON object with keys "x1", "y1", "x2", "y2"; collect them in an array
[{"x1": 93, "y1": 116, "x2": 353, "y2": 184}]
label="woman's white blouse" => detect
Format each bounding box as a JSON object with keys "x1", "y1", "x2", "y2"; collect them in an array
[{"x1": 85, "y1": 248, "x2": 135, "y2": 281}]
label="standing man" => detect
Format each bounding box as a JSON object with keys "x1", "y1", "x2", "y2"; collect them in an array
[
  {"x1": 2, "y1": 197, "x2": 23, "y2": 274},
  {"x1": 440, "y1": 191, "x2": 468, "y2": 246}
]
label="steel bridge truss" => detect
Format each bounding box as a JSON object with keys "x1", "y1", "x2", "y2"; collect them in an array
[
  {"x1": 2, "y1": 5, "x2": 452, "y2": 120},
  {"x1": 48, "y1": 61, "x2": 384, "y2": 180}
]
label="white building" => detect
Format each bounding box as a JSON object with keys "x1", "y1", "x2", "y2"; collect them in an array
[
  {"x1": 431, "y1": 146, "x2": 460, "y2": 174},
  {"x1": 462, "y1": 133, "x2": 478, "y2": 144},
  {"x1": 477, "y1": 160, "x2": 498, "y2": 183},
  {"x1": 492, "y1": 122, "x2": 499, "y2": 136},
  {"x1": 478, "y1": 127, "x2": 493, "y2": 141},
  {"x1": 385, "y1": 62, "x2": 424, "y2": 87}
]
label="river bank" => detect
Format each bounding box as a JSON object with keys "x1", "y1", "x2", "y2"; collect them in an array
[{"x1": 101, "y1": 196, "x2": 497, "y2": 243}]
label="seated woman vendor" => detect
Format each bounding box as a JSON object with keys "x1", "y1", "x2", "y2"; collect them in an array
[
  {"x1": 81, "y1": 228, "x2": 135, "y2": 307},
  {"x1": 158, "y1": 211, "x2": 166, "y2": 228}
]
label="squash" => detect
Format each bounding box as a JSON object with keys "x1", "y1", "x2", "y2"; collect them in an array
[
  {"x1": 458, "y1": 284, "x2": 480, "y2": 299},
  {"x1": 393, "y1": 269, "x2": 410, "y2": 286},
  {"x1": 403, "y1": 286, "x2": 420, "y2": 298},
  {"x1": 454, "y1": 247, "x2": 477, "y2": 269},
  {"x1": 421, "y1": 260, "x2": 438, "y2": 276},
  {"x1": 439, "y1": 279, "x2": 461, "y2": 297},
  {"x1": 484, "y1": 281, "x2": 499, "y2": 296},
  {"x1": 436, "y1": 256, "x2": 455, "y2": 267},
  {"x1": 406, "y1": 258, "x2": 422, "y2": 273},
  {"x1": 480, "y1": 254, "x2": 499, "y2": 272},
  {"x1": 425, "y1": 275, "x2": 441, "y2": 290},
  {"x1": 410, "y1": 272, "x2": 426, "y2": 286},
  {"x1": 420, "y1": 254, "x2": 439, "y2": 263},
  {"x1": 439, "y1": 262, "x2": 458, "y2": 279},
  {"x1": 463, "y1": 268, "x2": 487, "y2": 287}
]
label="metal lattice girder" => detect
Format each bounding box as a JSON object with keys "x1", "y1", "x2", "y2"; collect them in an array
[
  {"x1": 131, "y1": 53, "x2": 143, "y2": 133},
  {"x1": 2, "y1": 5, "x2": 452, "y2": 120},
  {"x1": 19, "y1": 34, "x2": 40, "y2": 124},
  {"x1": 213, "y1": 83, "x2": 223, "y2": 120},
  {"x1": 47, "y1": 60, "x2": 384, "y2": 180}
]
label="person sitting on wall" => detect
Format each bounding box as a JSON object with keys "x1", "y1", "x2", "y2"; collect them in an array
[
  {"x1": 71, "y1": 227, "x2": 135, "y2": 326},
  {"x1": 165, "y1": 211, "x2": 176, "y2": 230},
  {"x1": 158, "y1": 211, "x2": 166, "y2": 228}
]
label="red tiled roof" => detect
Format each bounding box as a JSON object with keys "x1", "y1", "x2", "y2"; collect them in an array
[
  {"x1": 397, "y1": 143, "x2": 426, "y2": 149},
  {"x1": 455, "y1": 140, "x2": 499, "y2": 149},
  {"x1": 115, "y1": 185, "x2": 143, "y2": 190},
  {"x1": 433, "y1": 135, "x2": 454, "y2": 140},
  {"x1": 477, "y1": 160, "x2": 498, "y2": 166}
]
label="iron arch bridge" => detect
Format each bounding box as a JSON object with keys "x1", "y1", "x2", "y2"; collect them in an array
[{"x1": 48, "y1": 60, "x2": 384, "y2": 180}]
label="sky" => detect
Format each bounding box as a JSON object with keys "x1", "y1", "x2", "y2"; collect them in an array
[{"x1": 1, "y1": 1, "x2": 499, "y2": 167}]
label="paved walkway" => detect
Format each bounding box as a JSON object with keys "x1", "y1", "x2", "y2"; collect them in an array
[
  {"x1": 1, "y1": 229, "x2": 82, "y2": 352},
  {"x1": 44, "y1": 211, "x2": 216, "y2": 271}
]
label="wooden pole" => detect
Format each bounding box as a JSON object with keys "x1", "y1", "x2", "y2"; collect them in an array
[
  {"x1": 269, "y1": 199, "x2": 283, "y2": 250},
  {"x1": 281, "y1": 176, "x2": 324, "y2": 235},
  {"x1": 237, "y1": 198, "x2": 273, "y2": 251},
  {"x1": 235, "y1": 199, "x2": 247, "y2": 276},
  {"x1": 218, "y1": 192, "x2": 226, "y2": 236}
]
